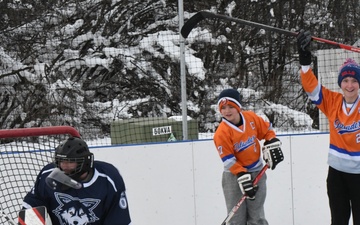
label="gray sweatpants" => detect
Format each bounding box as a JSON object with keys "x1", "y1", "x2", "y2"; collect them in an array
[{"x1": 222, "y1": 171, "x2": 269, "y2": 225}]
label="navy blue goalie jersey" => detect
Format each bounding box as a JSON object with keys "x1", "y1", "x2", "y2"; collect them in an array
[{"x1": 22, "y1": 161, "x2": 132, "y2": 225}]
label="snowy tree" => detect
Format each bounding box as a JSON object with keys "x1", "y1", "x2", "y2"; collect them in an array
[{"x1": 0, "y1": 0, "x2": 358, "y2": 139}]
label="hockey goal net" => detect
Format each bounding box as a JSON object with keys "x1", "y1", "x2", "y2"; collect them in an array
[{"x1": 0, "y1": 126, "x2": 80, "y2": 224}]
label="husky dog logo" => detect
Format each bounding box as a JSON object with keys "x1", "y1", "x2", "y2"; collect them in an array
[{"x1": 53, "y1": 192, "x2": 100, "y2": 225}]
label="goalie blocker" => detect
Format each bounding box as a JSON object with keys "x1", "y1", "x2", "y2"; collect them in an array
[
  {"x1": 18, "y1": 206, "x2": 52, "y2": 225},
  {"x1": 262, "y1": 138, "x2": 284, "y2": 170}
]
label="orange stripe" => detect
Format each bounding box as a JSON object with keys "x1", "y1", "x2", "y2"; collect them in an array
[
  {"x1": 218, "y1": 100, "x2": 241, "y2": 113},
  {"x1": 18, "y1": 217, "x2": 26, "y2": 225}
]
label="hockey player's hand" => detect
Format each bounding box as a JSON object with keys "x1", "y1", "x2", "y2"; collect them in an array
[
  {"x1": 263, "y1": 138, "x2": 284, "y2": 170},
  {"x1": 297, "y1": 29, "x2": 312, "y2": 65},
  {"x1": 237, "y1": 172, "x2": 257, "y2": 200}
]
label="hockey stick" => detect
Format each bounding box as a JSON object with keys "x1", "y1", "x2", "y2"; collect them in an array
[
  {"x1": 220, "y1": 164, "x2": 269, "y2": 225},
  {"x1": 0, "y1": 207, "x2": 16, "y2": 225},
  {"x1": 181, "y1": 11, "x2": 360, "y2": 53},
  {"x1": 0, "y1": 180, "x2": 17, "y2": 225}
]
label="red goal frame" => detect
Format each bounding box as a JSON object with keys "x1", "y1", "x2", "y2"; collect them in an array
[
  {"x1": 0, "y1": 126, "x2": 81, "y2": 224},
  {"x1": 0, "y1": 126, "x2": 80, "y2": 138}
]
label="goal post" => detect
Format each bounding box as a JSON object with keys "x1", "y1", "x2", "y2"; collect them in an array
[{"x1": 0, "y1": 126, "x2": 80, "y2": 224}]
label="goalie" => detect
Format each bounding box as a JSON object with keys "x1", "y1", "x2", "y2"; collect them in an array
[{"x1": 20, "y1": 137, "x2": 132, "y2": 225}]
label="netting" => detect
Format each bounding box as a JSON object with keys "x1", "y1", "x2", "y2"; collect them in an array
[
  {"x1": 0, "y1": 126, "x2": 80, "y2": 224},
  {"x1": 0, "y1": 1, "x2": 359, "y2": 145}
]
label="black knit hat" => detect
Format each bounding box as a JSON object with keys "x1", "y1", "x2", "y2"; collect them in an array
[{"x1": 217, "y1": 89, "x2": 242, "y2": 112}]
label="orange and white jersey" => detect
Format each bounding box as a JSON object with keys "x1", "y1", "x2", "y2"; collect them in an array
[
  {"x1": 301, "y1": 68, "x2": 360, "y2": 174},
  {"x1": 213, "y1": 111, "x2": 276, "y2": 175}
]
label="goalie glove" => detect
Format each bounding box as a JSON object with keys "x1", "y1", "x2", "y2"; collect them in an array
[
  {"x1": 262, "y1": 138, "x2": 284, "y2": 170},
  {"x1": 237, "y1": 172, "x2": 257, "y2": 200}
]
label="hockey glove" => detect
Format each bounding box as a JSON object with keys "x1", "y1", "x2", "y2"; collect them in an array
[
  {"x1": 237, "y1": 172, "x2": 257, "y2": 200},
  {"x1": 262, "y1": 138, "x2": 284, "y2": 170},
  {"x1": 296, "y1": 29, "x2": 312, "y2": 65}
]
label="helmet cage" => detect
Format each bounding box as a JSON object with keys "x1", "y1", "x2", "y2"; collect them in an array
[
  {"x1": 53, "y1": 137, "x2": 94, "y2": 181},
  {"x1": 54, "y1": 152, "x2": 94, "y2": 180}
]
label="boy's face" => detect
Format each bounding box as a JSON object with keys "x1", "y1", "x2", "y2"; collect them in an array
[
  {"x1": 220, "y1": 104, "x2": 240, "y2": 124},
  {"x1": 341, "y1": 77, "x2": 359, "y2": 103}
]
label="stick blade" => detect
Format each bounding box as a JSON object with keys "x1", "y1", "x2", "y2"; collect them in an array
[
  {"x1": 181, "y1": 12, "x2": 206, "y2": 38},
  {"x1": 45, "y1": 167, "x2": 82, "y2": 190}
]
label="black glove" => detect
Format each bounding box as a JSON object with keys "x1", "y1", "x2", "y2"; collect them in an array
[
  {"x1": 262, "y1": 138, "x2": 284, "y2": 170},
  {"x1": 296, "y1": 29, "x2": 312, "y2": 65},
  {"x1": 237, "y1": 172, "x2": 257, "y2": 200}
]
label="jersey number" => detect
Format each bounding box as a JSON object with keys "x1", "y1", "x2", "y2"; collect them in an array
[{"x1": 356, "y1": 133, "x2": 360, "y2": 143}]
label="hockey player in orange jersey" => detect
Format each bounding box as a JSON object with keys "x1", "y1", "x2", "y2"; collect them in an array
[
  {"x1": 213, "y1": 88, "x2": 284, "y2": 225},
  {"x1": 297, "y1": 30, "x2": 360, "y2": 225}
]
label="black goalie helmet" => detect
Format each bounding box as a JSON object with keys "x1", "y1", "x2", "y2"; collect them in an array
[{"x1": 54, "y1": 137, "x2": 94, "y2": 181}]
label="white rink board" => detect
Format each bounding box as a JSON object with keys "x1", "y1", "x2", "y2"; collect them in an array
[{"x1": 91, "y1": 133, "x2": 336, "y2": 225}]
